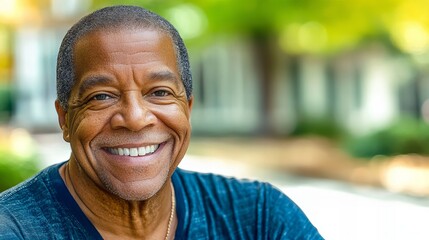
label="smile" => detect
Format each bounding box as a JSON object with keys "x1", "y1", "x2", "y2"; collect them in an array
[{"x1": 106, "y1": 144, "x2": 160, "y2": 157}]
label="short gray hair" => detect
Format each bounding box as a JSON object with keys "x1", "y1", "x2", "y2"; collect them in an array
[{"x1": 56, "y1": 5, "x2": 192, "y2": 109}]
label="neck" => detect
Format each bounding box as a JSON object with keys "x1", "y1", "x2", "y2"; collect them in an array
[{"x1": 60, "y1": 159, "x2": 176, "y2": 239}]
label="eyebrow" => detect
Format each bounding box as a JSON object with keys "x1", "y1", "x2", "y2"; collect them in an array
[
  {"x1": 77, "y1": 76, "x2": 114, "y2": 98},
  {"x1": 148, "y1": 70, "x2": 181, "y2": 88},
  {"x1": 149, "y1": 70, "x2": 178, "y2": 81}
]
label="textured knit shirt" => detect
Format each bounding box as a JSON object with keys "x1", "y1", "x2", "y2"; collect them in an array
[{"x1": 0, "y1": 162, "x2": 323, "y2": 239}]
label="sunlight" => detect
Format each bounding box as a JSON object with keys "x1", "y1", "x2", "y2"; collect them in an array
[
  {"x1": 393, "y1": 21, "x2": 429, "y2": 54},
  {"x1": 0, "y1": 0, "x2": 19, "y2": 23},
  {"x1": 166, "y1": 4, "x2": 207, "y2": 40}
]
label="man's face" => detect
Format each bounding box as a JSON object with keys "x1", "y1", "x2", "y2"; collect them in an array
[{"x1": 56, "y1": 28, "x2": 192, "y2": 200}]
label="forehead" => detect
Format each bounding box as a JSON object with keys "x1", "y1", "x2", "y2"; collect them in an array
[
  {"x1": 73, "y1": 27, "x2": 177, "y2": 67},
  {"x1": 71, "y1": 27, "x2": 180, "y2": 84}
]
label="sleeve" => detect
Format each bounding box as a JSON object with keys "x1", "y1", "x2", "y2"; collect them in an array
[{"x1": 262, "y1": 183, "x2": 324, "y2": 240}]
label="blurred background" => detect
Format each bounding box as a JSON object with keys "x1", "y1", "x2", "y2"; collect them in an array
[{"x1": 1, "y1": 0, "x2": 429, "y2": 239}]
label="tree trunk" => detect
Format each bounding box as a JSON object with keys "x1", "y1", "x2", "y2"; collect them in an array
[{"x1": 252, "y1": 34, "x2": 276, "y2": 135}]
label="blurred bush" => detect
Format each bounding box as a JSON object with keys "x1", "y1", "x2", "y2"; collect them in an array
[
  {"x1": 0, "y1": 128, "x2": 40, "y2": 192},
  {"x1": 0, "y1": 84, "x2": 14, "y2": 122},
  {"x1": 291, "y1": 117, "x2": 347, "y2": 140},
  {"x1": 345, "y1": 117, "x2": 429, "y2": 159}
]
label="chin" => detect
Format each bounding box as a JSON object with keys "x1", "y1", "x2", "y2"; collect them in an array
[
  {"x1": 115, "y1": 189, "x2": 156, "y2": 201},
  {"x1": 100, "y1": 172, "x2": 168, "y2": 201}
]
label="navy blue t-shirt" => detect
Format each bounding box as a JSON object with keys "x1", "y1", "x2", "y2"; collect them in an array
[{"x1": 0, "y1": 162, "x2": 323, "y2": 239}]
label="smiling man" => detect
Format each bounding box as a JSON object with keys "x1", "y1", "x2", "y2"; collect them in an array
[{"x1": 0, "y1": 5, "x2": 323, "y2": 240}]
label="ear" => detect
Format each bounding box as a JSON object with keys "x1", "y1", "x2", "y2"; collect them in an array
[
  {"x1": 187, "y1": 96, "x2": 194, "y2": 116},
  {"x1": 55, "y1": 100, "x2": 70, "y2": 142}
]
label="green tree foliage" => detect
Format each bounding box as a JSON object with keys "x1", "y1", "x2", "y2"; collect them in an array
[
  {"x1": 0, "y1": 150, "x2": 40, "y2": 192},
  {"x1": 0, "y1": 130, "x2": 41, "y2": 192},
  {"x1": 89, "y1": 0, "x2": 429, "y2": 55},
  {"x1": 345, "y1": 118, "x2": 429, "y2": 159}
]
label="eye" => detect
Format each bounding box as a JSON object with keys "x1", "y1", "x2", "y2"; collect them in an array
[
  {"x1": 152, "y1": 90, "x2": 170, "y2": 97},
  {"x1": 92, "y1": 93, "x2": 112, "y2": 101}
]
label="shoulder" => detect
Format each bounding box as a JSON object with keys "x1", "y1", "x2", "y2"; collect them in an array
[
  {"x1": 1, "y1": 168, "x2": 47, "y2": 205},
  {"x1": 174, "y1": 168, "x2": 271, "y2": 198},
  {"x1": 174, "y1": 168, "x2": 300, "y2": 218},
  {"x1": 0, "y1": 164, "x2": 62, "y2": 238},
  {"x1": 174, "y1": 168, "x2": 269, "y2": 189},
  {"x1": 174, "y1": 168, "x2": 323, "y2": 239},
  {"x1": 0, "y1": 164, "x2": 59, "y2": 204}
]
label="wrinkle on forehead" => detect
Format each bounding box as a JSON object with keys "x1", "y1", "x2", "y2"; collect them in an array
[{"x1": 73, "y1": 28, "x2": 180, "y2": 78}]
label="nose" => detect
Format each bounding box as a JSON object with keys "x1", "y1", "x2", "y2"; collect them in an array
[{"x1": 110, "y1": 92, "x2": 156, "y2": 131}]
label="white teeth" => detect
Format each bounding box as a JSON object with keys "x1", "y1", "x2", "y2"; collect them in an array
[
  {"x1": 123, "y1": 148, "x2": 130, "y2": 156},
  {"x1": 130, "y1": 148, "x2": 138, "y2": 157},
  {"x1": 138, "y1": 147, "x2": 146, "y2": 155},
  {"x1": 109, "y1": 144, "x2": 159, "y2": 157}
]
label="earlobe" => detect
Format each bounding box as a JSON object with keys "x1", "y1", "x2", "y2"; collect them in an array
[
  {"x1": 188, "y1": 96, "x2": 194, "y2": 112},
  {"x1": 187, "y1": 96, "x2": 194, "y2": 124},
  {"x1": 55, "y1": 100, "x2": 70, "y2": 142}
]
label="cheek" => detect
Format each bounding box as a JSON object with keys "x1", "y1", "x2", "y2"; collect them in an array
[
  {"x1": 68, "y1": 109, "x2": 110, "y2": 144},
  {"x1": 151, "y1": 104, "x2": 191, "y2": 135}
]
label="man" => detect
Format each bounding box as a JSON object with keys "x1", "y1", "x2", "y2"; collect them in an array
[{"x1": 0, "y1": 5, "x2": 323, "y2": 239}]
